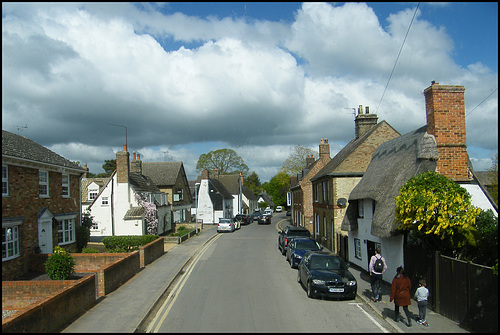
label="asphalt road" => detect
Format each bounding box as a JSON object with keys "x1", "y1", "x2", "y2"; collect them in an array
[{"x1": 145, "y1": 212, "x2": 395, "y2": 332}]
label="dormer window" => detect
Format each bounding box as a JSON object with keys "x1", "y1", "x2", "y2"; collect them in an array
[{"x1": 88, "y1": 187, "x2": 98, "y2": 201}]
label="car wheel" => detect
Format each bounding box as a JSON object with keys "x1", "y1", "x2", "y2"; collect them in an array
[
  {"x1": 307, "y1": 281, "x2": 315, "y2": 299},
  {"x1": 281, "y1": 247, "x2": 286, "y2": 255}
]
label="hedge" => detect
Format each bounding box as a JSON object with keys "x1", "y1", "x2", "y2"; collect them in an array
[{"x1": 102, "y1": 235, "x2": 160, "y2": 253}]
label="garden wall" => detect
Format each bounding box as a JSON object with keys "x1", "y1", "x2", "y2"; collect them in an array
[{"x1": 2, "y1": 274, "x2": 96, "y2": 333}]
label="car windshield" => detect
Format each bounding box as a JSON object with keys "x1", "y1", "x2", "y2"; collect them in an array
[
  {"x1": 295, "y1": 240, "x2": 320, "y2": 250},
  {"x1": 290, "y1": 230, "x2": 311, "y2": 237},
  {"x1": 219, "y1": 219, "x2": 231, "y2": 223},
  {"x1": 309, "y1": 256, "x2": 343, "y2": 271}
]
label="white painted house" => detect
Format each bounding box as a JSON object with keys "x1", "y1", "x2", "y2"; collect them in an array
[
  {"x1": 195, "y1": 170, "x2": 233, "y2": 224},
  {"x1": 341, "y1": 83, "x2": 498, "y2": 280},
  {"x1": 82, "y1": 145, "x2": 171, "y2": 241}
]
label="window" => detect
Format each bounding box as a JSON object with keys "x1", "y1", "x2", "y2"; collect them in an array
[
  {"x1": 2, "y1": 222, "x2": 20, "y2": 261},
  {"x1": 57, "y1": 217, "x2": 76, "y2": 245},
  {"x1": 62, "y1": 174, "x2": 70, "y2": 197},
  {"x1": 88, "y1": 187, "x2": 98, "y2": 201},
  {"x1": 354, "y1": 238, "x2": 362, "y2": 260},
  {"x1": 358, "y1": 199, "x2": 364, "y2": 218},
  {"x1": 101, "y1": 197, "x2": 109, "y2": 206},
  {"x1": 39, "y1": 170, "x2": 49, "y2": 197},
  {"x1": 2, "y1": 165, "x2": 8, "y2": 197}
]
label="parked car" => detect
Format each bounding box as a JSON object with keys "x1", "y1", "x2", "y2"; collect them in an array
[
  {"x1": 234, "y1": 214, "x2": 251, "y2": 225},
  {"x1": 263, "y1": 209, "x2": 273, "y2": 217},
  {"x1": 251, "y1": 211, "x2": 261, "y2": 222},
  {"x1": 278, "y1": 225, "x2": 312, "y2": 255},
  {"x1": 286, "y1": 238, "x2": 323, "y2": 268},
  {"x1": 217, "y1": 218, "x2": 235, "y2": 233},
  {"x1": 257, "y1": 213, "x2": 271, "y2": 225},
  {"x1": 297, "y1": 251, "x2": 357, "y2": 300},
  {"x1": 275, "y1": 206, "x2": 283, "y2": 212}
]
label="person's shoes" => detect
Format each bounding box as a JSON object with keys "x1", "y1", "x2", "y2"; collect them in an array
[
  {"x1": 422, "y1": 320, "x2": 429, "y2": 326},
  {"x1": 407, "y1": 320, "x2": 412, "y2": 327},
  {"x1": 417, "y1": 319, "x2": 423, "y2": 325}
]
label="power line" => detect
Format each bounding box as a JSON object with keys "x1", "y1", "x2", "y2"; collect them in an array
[
  {"x1": 465, "y1": 88, "x2": 498, "y2": 118},
  {"x1": 375, "y1": 2, "x2": 420, "y2": 115}
]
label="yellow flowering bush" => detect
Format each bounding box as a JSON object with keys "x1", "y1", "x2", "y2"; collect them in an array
[{"x1": 395, "y1": 171, "x2": 480, "y2": 250}]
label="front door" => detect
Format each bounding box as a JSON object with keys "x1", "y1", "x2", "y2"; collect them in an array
[{"x1": 38, "y1": 219, "x2": 53, "y2": 254}]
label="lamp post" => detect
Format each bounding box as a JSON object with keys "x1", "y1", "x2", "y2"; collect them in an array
[{"x1": 195, "y1": 182, "x2": 200, "y2": 234}]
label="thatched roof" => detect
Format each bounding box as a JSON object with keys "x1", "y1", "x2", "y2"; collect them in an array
[{"x1": 341, "y1": 125, "x2": 438, "y2": 238}]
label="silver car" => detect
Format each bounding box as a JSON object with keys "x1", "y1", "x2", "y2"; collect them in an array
[{"x1": 217, "y1": 218, "x2": 235, "y2": 233}]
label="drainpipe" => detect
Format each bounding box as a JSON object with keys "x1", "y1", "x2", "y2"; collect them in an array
[{"x1": 111, "y1": 177, "x2": 115, "y2": 236}]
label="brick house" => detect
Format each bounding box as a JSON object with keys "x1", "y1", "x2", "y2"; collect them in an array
[
  {"x1": 2, "y1": 130, "x2": 86, "y2": 280},
  {"x1": 310, "y1": 107, "x2": 400, "y2": 255},
  {"x1": 141, "y1": 160, "x2": 192, "y2": 224},
  {"x1": 290, "y1": 139, "x2": 331, "y2": 234},
  {"x1": 341, "y1": 83, "x2": 498, "y2": 278},
  {"x1": 82, "y1": 145, "x2": 171, "y2": 241}
]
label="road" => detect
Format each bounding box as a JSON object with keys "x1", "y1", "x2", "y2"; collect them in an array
[{"x1": 144, "y1": 212, "x2": 394, "y2": 332}]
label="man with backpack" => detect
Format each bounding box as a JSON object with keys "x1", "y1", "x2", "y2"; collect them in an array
[{"x1": 369, "y1": 247, "x2": 387, "y2": 302}]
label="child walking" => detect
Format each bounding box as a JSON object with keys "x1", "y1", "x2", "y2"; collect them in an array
[{"x1": 414, "y1": 279, "x2": 429, "y2": 326}]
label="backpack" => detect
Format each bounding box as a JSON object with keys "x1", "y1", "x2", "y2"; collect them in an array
[{"x1": 374, "y1": 256, "x2": 384, "y2": 273}]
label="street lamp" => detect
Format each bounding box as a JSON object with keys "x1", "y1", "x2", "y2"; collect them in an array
[{"x1": 195, "y1": 182, "x2": 200, "y2": 234}]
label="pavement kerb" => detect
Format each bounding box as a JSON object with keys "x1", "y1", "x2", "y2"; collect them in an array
[{"x1": 136, "y1": 227, "x2": 220, "y2": 333}]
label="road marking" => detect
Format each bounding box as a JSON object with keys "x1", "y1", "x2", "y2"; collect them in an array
[
  {"x1": 350, "y1": 302, "x2": 390, "y2": 333},
  {"x1": 146, "y1": 233, "x2": 222, "y2": 333}
]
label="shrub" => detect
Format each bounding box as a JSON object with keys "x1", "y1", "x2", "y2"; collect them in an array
[
  {"x1": 102, "y1": 235, "x2": 159, "y2": 252},
  {"x1": 81, "y1": 247, "x2": 99, "y2": 253},
  {"x1": 45, "y1": 246, "x2": 75, "y2": 280}
]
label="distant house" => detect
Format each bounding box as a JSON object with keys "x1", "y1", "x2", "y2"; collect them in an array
[
  {"x1": 310, "y1": 107, "x2": 400, "y2": 254},
  {"x1": 217, "y1": 173, "x2": 259, "y2": 215},
  {"x1": 82, "y1": 145, "x2": 171, "y2": 241},
  {"x1": 290, "y1": 138, "x2": 331, "y2": 233},
  {"x1": 341, "y1": 83, "x2": 498, "y2": 279},
  {"x1": 141, "y1": 160, "x2": 193, "y2": 224},
  {"x1": 195, "y1": 170, "x2": 234, "y2": 224},
  {"x1": 2, "y1": 130, "x2": 86, "y2": 280},
  {"x1": 258, "y1": 191, "x2": 275, "y2": 210}
]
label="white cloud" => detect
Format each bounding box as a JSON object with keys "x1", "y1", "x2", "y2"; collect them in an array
[{"x1": 2, "y1": 2, "x2": 497, "y2": 182}]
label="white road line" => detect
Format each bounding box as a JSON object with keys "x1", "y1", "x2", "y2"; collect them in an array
[
  {"x1": 146, "y1": 234, "x2": 222, "y2": 333},
  {"x1": 350, "y1": 302, "x2": 390, "y2": 333}
]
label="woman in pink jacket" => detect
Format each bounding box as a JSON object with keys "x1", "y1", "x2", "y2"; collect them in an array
[{"x1": 390, "y1": 266, "x2": 412, "y2": 327}]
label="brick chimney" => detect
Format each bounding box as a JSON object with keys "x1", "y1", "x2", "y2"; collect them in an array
[
  {"x1": 424, "y1": 82, "x2": 469, "y2": 181},
  {"x1": 83, "y1": 163, "x2": 89, "y2": 178},
  {"x1": 130, "y1": 152, "x2": 142, "y2": 174},
  {"x1": 306, "y1": 155, "x2": 315, "y2": 168},
  {"x1": 355, "y1": 105, "x2": 378, "y2": 139},
  {"x1": 201, "y1": 170, "x2": 209, "y2": 180},
  {"x1": 212, "y1": 167, "x2": 219, "y2": 179},
  {"x1": 116, "y1": 144, "x2": 130, "y2": 184},
  {"x1": 319, "y1": 138, "x2": 330, "y2": 162}
]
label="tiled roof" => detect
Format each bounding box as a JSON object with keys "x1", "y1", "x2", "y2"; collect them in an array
[
  {"x1": 2, "y1": 130, "x2": 85, "y2": 172},
  {"x1": 142, "y1": 162, "x2": 182, "y2": 186}
]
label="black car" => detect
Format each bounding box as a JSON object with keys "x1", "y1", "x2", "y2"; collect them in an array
[
  {"x1": 257, "y1": 213, "x2": 271, "y2": 224},
  {"x1": 278, "y1": 225, "x2": 312, "y2": 255},
  {"x1": 251, "y1": 211, "x2": 261, "y2": 222},
  {"x1": 234, "y1": 214, "x2": 251, "y2": 225},
  {"x1": 286, "y1": 238, "x2": 322, "y2": 268},
  {"x1": 297, "y1": 251, "x2": 357, "y2": 300}
]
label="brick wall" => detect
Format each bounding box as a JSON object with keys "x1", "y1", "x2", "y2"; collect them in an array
[
  {"x1": 116, "y1": 145, "x2": 129, "y2": 184},
  {"x1": 424, "y1": 83, "x2": 469, "y2": 181},
  {"x1": 2, "y1": 274, "x2": 96, "y2": 333}
]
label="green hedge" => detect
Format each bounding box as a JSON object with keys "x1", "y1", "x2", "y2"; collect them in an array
[{"x1": 102, "y1": 235, "x2": 160, "y2": 253}]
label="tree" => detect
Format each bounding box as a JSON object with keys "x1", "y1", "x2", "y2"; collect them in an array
[
  {"x1": 263, "y1": 172, "x2": 290, "y2": 207},
  {"x1": 195, "y1": 149, "x2": 249, "y2": 175},
  {"x1": 245, "y1": 171, "x2": 262, "y2": 196},
  {"x1": 462, "y1": 209, "x2": 498, "y2": 266},
  {"x1": 102, "y1": 159, "x2": 116, "y2": 176},
  {"x1": 279, "y1": 144, "x2": 317, "y2": 176},
  {"x1": 395, "y1": 171, "x2": 481, "y2": 254}
]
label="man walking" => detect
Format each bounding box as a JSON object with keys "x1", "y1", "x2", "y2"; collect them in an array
[{"x1": 369, "y1": 247, "x2": 387, "y2": 302}]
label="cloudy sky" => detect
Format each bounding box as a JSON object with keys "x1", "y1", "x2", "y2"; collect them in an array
[{"x1": 2, "y1": 2, "x2": 498, "y2": 182}]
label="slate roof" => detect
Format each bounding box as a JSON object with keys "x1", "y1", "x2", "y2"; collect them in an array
[
  {"x1": 341, "y1": 125, "x2": 438, "y2": 238},
  {"x1": 218, "y1": 174, "x2": 258, "y2": 200},
  {"x1": 141, "y1": 162, "x2": 183, "y2": 186},
  {"x1": 2, "y1": 129, "x2": 85, "y2": 172},
  {"x1": 129, "y1": 172, "x2": 162, "y2": 193}
]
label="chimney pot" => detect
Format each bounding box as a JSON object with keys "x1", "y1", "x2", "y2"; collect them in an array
[
  {"x1": 123, "y1": 144, "x2": 127, "y2": 152},
  {"x1": 133, "y1": 152, "x2": 136, "y2": 160}
]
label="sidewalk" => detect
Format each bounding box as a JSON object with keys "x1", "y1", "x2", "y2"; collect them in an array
[{"x1": 62, "y1": 225, "x2": 219, "y2": 333}]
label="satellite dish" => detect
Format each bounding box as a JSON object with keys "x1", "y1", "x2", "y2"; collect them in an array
[{"x1": 337, "y1": 198, "x2": 347, "y2": 207}]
